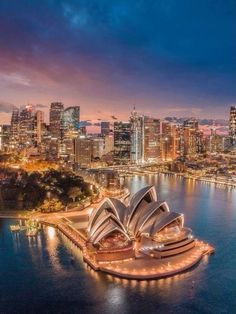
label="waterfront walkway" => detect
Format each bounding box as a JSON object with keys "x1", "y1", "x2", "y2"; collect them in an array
[
  {"x1": 1, "y1": 188, "x2": 214, "y2": 281},
  {"x1": 100, "y1": 241, "x2": 214, "y2": 280}
]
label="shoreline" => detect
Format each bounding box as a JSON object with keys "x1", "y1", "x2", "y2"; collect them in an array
[
  {"x1": 1, "y1": 213, "x2": 214, "y2": 281},
  {"x1": 119, "y1": 170, "x2": 236, "y2": 189}
]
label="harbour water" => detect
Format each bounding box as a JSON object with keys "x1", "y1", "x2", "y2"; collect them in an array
[{"x1": 0, "y1": 174, "x2": 236, "y2": 313}]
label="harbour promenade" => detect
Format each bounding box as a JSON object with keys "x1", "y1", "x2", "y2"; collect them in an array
[
  {"x1": 36, "y1": 215, "x2": 214, "y2": 280},
  {"x1": 1, "y1": 186, "x2": 214, "y2": 280},
  {"x1": 100, "y1": 241, "x2": 214, "y2": 280},
  {"x1": 0, "y1": 208, "x2": 215, "y2": 280},
  {"x1": 45, "y1": 217, "x2": 214, "y2": 280}
]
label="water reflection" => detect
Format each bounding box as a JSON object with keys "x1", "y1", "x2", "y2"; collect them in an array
[
  {"x1": 1, "y1": 174, "x2": 236, "y2": 313},
  {"x1": 96, "y1": 264, "x2": 205, "y2": 295},
  {"x1": 47, "y1": 226, "x2": 56, "y2": 240}
]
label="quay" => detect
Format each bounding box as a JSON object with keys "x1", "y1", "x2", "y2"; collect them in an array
[
  {"x1": 1, "y1": 185, "x2": 215, "y2": 280},
  {"x1": 39, "y1": 218, "x2": 215, "y2": 280},
  {"x1": 2, "y1": 213, "x2": 214, "y2": 280}
]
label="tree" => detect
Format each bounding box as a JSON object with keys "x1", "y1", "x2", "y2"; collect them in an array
[
  {"x1": 40, "y1": 199, "x2": 63, "y2": 213},
  {"x1": 68, "y1": 186, "x2": 82, "y2": 202}
]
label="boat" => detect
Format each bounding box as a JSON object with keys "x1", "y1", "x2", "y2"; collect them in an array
[
  {"x1": 10, "y1": 225, "x2": 21, "y2": 232},
  {"x1": 26, "y1": 228, "x2": 38, "y2": 237},
  {"x1": 25, "y1": 219, "x2": 40, "y2": 237}
]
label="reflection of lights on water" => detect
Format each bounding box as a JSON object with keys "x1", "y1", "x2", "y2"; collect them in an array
[
  {"x1": 45, "y1": 226, "x2": 63, "y2": 272},
  {"x1": 47, "y1": 226, "x2": 56, "y2": 240},
  {"x1": 105, "y1": 285, "x2": 127, "y2": 312},
  {"x1": 202, "y1": 255, "x2": 209, "y2": 264},
  {"x1": 59, "y1": 232, "x2": 85, "y2": 266}
]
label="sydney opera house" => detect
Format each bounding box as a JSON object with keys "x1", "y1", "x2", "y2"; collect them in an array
[{"x1": 83, "y1": 186, "x2": 214, "y2": 279}]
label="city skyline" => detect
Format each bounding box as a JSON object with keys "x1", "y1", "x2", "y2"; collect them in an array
[
  {"x1": 1, "y1": 2, "x2": 236, "y2": 313},
  {"x1": 0, "y1": 0, "x2": 236, "y2": 124}
]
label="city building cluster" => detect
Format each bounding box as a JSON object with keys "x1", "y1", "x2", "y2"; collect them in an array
[{"x1": 0, "y1": 104, "x2": 236, "y2": 168}]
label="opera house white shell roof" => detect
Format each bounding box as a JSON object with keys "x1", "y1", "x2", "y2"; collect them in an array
[{"x1": 87, "y1": 186, "x2": 187, "y2": 247}]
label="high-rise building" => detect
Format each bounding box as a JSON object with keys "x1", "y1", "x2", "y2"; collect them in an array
[
  {"x1": 196, "y1": 129, "x2": 205, "y2": 154},
  {"x1": 61, "y1": 106, "x2": 80, "y2": 161},
  {"x1": 180, "y1": 118, "x2": 199, "y2": 158},
  {"x1": 92, "y1": 138, "x2": 105, "y2": 159},
  {"x1": 0, "y1": 125, "x2": 10, "y2": 152},
  {"x1": 10, "y1": 108, "x2": 20, "y2": 148},
  {"x1": 114, "y1": 121, "x2": 131, "y2": 164},
  {"x1": 161, "y1": 121, "x2": 179, "y2": 160},
  {"x1": 34, "y1": 110, "x2": 44, "y2": 145},
  {"x1": 143, "y1": 117, "x2": 161, "y2": 161},
  {"x1": 49, "y1": 102, "x2": 64, "y2": 138},
  {"x1": 19, "y1": 105, "x2": 34, "y2": 146},
  {"x1": 63, "y1": 106, "x2": 80, "y2": 134},
  {"x1": 229, "y1": 106, "x2": 236, "y2": 147},
  {"x1": 75, "y1": 137, "x2": 92, "y2": 168},
  {"x1": 104, "y1": 131, "x2": 114, "y2": 154},
  {"x1": 130, "y1": 109, "x2": 144, "y2": 164},
  {"x1": 101, "y1": 122, "x2": 110, "y2": 136},
  {"x1": 207, "y1": 127, "x2": 224, "y2": 153}
]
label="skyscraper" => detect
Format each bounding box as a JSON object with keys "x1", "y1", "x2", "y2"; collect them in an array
[
  {"x1": 34, "y1": 110, "x2": 44, "y2": 145},
  {"x1": 114, "y1": 121, "x2": 131, "y2": 164},
  {"x1": 92, "y1": 138, "x2": 105, "y2": 159},
  {"x1": 61, "y1": 106, "x2": 80, "y2": 162},
  {"x1": 180, "y1": 118, "x2": 199, "y2": 158},
  {"x1": 208, "y1": 127, "x2": 224, "y2": 153},
  {"x1": 10, "y1": 107, "x2": 19, "y2": 148},
  {"x1": 229, "y1": 106, "x2": 236, "y2": 147},
  {"x1": 49, "y1": 102, "x2": 64, "y2": 138},
  {"x1": 104, "y1": 131, "x2": 114, "y2": 154},
  {"x1": 19, "y1": 105, "x2": 34, "y2": 146},
  {"x1": 75, "y1": 137, "x2": 92, "y2": 168},
  {"x1": 130, "y1": 109, "x2": 144, "y2": 164},
  {"x1": 63, "y1": 106, "x2": 80, "y2": 134},
  {"x1": 143, "y1": 117, "x2": 161, "y2": 161},
  {"x1": 161, "y1": 121, "x2": 179, "y2": 160},
  {"x1": 0, "y1": 125, "x2": 10, "y2": 152},
  {"x1": 101, "y1": 122, "x2": 110, "y2": 136}
]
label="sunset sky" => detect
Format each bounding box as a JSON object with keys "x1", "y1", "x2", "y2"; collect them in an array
[{"x1": 0, "y1": 0, "x2": 235, "y2": 124}]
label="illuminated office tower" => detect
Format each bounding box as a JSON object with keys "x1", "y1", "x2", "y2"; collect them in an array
[
  {"x1": 180, "y1": 118, "x2": 199, "y2": 158},
  {"x1": 143, "y1": 117, "x2": 161, "y2": 161},
  {"x1": 49, "y1": 102, "x2": 64, "y2": 138},
  {"x1": 130, "y1": 109, "x2": 144, "y2": 164},
  {"x1": 19, "y1": 105, "x2": 34, "y2": 146},
  {"x1": 0, "y1": 125, "x2": 10, "y2": 152},
  {"x1": 61, "y1": 106, "x2": 80, "y2": 161},
  {"x1": 10, "y1": 108, "x2": 20, "y2": 148},
  {"x1": 34, "y1": 110, "x2": 44, "y2": 145},
  {"x1": 63, "y1": 106, "x2": 80, "y2": 134},
  {"x1": 101, "y1": 122, "x2": 110, "y2": 136},
  {"x1": 92, "y1": 138, "x2": 105, "y2": 159},
  {"x1": 104, "y1": 131, "x2": 114, "y2": 154},
  {"x1": 229, "y1": 106, "x2": 236, "y2": 147},
  {"x1": 196, "y1": 129, "x2": 205, "y2": 154},
  {"x1": 75, "y1": 137, "x2": 92, "y2": 168},
  {"x1": 114, "y1": 121, "x2": 131, "y2": 164},
  {"x1": 161, "y1": 121, "x2": 179, "y2": 160},
  {"x1": 208, "y1": 127, "x2": 224, "y2": 153}
]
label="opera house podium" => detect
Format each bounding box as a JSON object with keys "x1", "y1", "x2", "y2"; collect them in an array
[{"x1": 83, "y1": 186, "x2": 214, "y2": 279}]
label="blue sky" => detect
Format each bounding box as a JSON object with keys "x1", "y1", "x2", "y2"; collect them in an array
[{"x1": 0, "y1": 0, "x2": 235, "y2": 122}]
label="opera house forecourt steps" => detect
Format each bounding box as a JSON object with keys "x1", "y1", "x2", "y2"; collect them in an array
[{"x1": 81, "y1": 185, "x2": 214, "y2": 280}]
